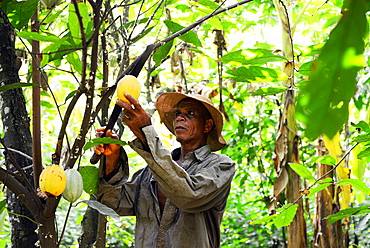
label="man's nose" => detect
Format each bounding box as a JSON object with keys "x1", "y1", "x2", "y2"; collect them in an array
[{"x1": 175, "y1": 113, "x2": 185, "y2": 122}]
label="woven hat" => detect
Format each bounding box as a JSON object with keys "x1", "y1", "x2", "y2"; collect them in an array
[{"x1": 156, "y1": 92, "x2": 226, "y2": 151}]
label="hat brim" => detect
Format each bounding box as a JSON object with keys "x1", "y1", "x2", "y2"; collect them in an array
[{"x1": 156, "y1": 92, "x2": 226, "y2": 151}]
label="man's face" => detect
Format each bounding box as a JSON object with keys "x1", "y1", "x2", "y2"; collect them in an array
[{"x1": 172, "y1": 98, "x2": 213, "y2": 146}]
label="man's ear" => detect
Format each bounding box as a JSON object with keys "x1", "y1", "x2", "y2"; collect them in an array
[{"x1": 204, "y1": 119, "x2": 214, "y2": 134}]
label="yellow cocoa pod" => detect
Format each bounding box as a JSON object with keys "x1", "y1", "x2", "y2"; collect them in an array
[
  {"x1": 39, "y1": 165, "x2": 66, "y2": 197},
  {"x1": 116, "y1": 75, "x2": 141, "y2": 103}
]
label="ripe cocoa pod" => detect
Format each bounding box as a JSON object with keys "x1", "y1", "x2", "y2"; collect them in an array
[
  {"x1": 39, "y1": 165, "x2": 66, "y2": 197},
  {"x1": 116, "y1": 75, "x2": 141, "y2": 103},
  {"x1": 63, "y1": 168, "x2": 84, "y2": 203}
]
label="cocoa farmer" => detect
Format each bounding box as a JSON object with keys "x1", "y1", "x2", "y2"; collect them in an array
[{"x1": 95, "y1": 92, "x2": 235, "y2": 248}]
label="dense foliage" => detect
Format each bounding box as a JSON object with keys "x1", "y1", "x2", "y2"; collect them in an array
[{"x1": 0, "y1": 0, "x2": 370, "y2": 247}]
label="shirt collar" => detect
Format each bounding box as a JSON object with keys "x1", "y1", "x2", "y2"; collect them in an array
[{"x1": 171, "y1": 144, "x2": 211, "y2": 162}]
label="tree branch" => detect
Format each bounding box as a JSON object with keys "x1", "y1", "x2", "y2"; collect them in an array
[{"x1": 0, "y1": 167, "x2": 40, "y2": 219}]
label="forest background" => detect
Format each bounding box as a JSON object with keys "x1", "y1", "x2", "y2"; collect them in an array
[{"x1": 0, "y1": 0, "x2": 369, "y2": 247}]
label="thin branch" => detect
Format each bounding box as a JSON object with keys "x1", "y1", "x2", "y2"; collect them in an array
[
  {"x1": 128, "y1": 0, "x2": 146, "y2": 42},
  {"x1": 57, "y1": 203, "x2": 72, "y2": 247},
  {"x1": 130, "y1": 0, "x2": 165, "y2": 42},
  {"x1": 0, "y1": 147, "x2": 33, "y2": 161},
  {"x1": 277, "y1": 142, "x2": 359, "y2": 215},
  {"x1": 0, "y1": 167, "x2": 40, "y2": 218},
  {"x1": 310, "y1": 143, "x2": 359, "y2": 189},
  {"x1": 8, "y1": 211, "x2": 40, "y2": 225},
  {"x1": 1, "y1": 139, "x2": 43, "y2": 209},
  {"x1": 153, "y1": 0, "x2": 254, "y2": 50}
]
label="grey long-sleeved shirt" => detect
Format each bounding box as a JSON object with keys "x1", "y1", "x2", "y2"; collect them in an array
[{"x1": 98, "y1": 125, "x2": 235, "y2": 248}]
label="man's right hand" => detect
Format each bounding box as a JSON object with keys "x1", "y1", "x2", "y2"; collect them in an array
[{"x1": 94, "y1": 127, "x2": 121, "y2": 177}]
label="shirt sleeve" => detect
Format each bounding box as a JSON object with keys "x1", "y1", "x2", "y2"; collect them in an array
[
  {"x1": 97, "y1": 147, "x2": 140, "y2": 216},
  {"x1": 129, "y1": 125, "x2": 235, "y2": 213}
]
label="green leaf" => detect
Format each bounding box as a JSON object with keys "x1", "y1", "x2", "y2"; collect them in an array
[
  {"x1": 351, "y1": 121, "x2": 370, "y2": 132},
  {"x1": 252, "y1": 86, "x2": 288, "y2": 96},
  {"x1": 68, "y1": 3, "x2": 86, "y2": 45},
  {"x1": 274, "y1": 204, "x2": 298, "y2": 228},
  {"x1": 249, "y1": 214, "x2": 276, "y2": 225},
  {"x1": 79, "y1": 166, "x2": 99, "y2": 195},
  {"x1": 221, "y1": 49, "x2": 287, "y2": 65},
  {"x1": 83, "y1": 137, "x2": 127, "y2": 151},
  {"x1": 353, "y1": 134, "x2": 370, "y2": 143},
  {"x1": 66, "y1": 52, "x2": 83, "y2": 74},
  {"x1": 325, "y1": 205, "x2": 370, "y2": 226},
  {"x1": 296, "y1": 0, "x2": 368, "y2": 140},
  {"x1": 80, "y1": 200, "x2": 120, "y2": 219},
  {"x1": 41, "y1": 100, "x2": 54, "y2": 109},
  {"x1": 307, "y1": 178, "x2": 333, "y2": 198},
  {"x1": 4, "y1": 0, "x2": 38, "y2": 30},
  {"x1": 225, "y1": 66, "x2": 279, "y2": 83},
  {"x1": 123, "y1": 17, "x2": 149, "y2": 29},
  {"x1": 298, "y1": 61, "x2": 313, "y2": 76},
  {"x1": 0, "y1": 199, "x2": 6, "y2": 213},
  {"x1": 197, "y1": 0, "x2": 219, "y2": 10},
  {"x1": 17, "y1": 31, "x2": 61, "y2": 42},
  {"x1": 132, "y1": 26, "x2": 154, "y2": 43},
  {"x1": 163, "y1": 20, "x2": 202, "y2": 47},
  {"x1": 357, "y1": 147, "x2": 370, "y2": 159},
  {"x1": 289, "y1": 163, "x2": 315, "y2": 183},
  {"x1": 0, "y1": 83, "x2": 38, "y2": 93},
  {"x1": 153, "y1": 40, "x2": 174, "y2": 66},
  {"x1": 64, "y1": 90, "x2": 77, "y2": 103},
  {"x1": 337, "y1": 179, "x2": 370, "y2": 195},
  {"x1": 310, "y1": 155, "x2": 336, "y2": 165}
]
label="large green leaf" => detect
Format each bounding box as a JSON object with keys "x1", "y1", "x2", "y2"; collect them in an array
[
  {"x1": 68, "y1": 2, "x2": 92, "y2": 44},
  {"x1": 66, "y1": 52, "x2": 83, "y2": 74},
  {"x1": 0, "y1": 83, "x2": 38, "y2": 92},
  {"x1": 337, "y1": 179, "x2": 370, "y2": 195},
  {"x1": 80, "y1": 200, "x2": 120, "y2": 219},
  {"x1": 17, "y1": 31, "x2": 61, "y2": 42},
  {"x1": 163, "y1": 20, "x2": 202, "y2": 47},
  {"x1": 153, "y1": 39, "x2": 174, "y2": 66},
  {"x1": 252, "y1": 86, "x2": 288, "y2": 96},
  {"x1": 221, "y1": 49, "x2": 287, "y2": 65},
  {"x1": 79, "y1": 166, "x2": 99, "y2": 195},
  {"x1": 306, "y1": 178, "x2": 333, "y2": 198},
  {"x1": 296, "y1": 0, "x2": 368, "y2": 140},
  {"x1": 353, "y1": 134, "x2": 370, "y2": 143},
  {"x1": 325, "y1": 205, "x2": 370, "y2": 226},
  {"x1": 225, "y1": 66, "x2": 279, "y2": 83},
  {"x1": 83, "y1": 137, "x2": 127, "y2": 151},
  {"x1": 289, "y1": 163, "x2": 315, "y2": 183},
  {"x1": 274, "y1": 204, "x2": 298, "y2": 228},
  {"x1": 1, "y1": 0, "x2": 38, "y2": 30}
]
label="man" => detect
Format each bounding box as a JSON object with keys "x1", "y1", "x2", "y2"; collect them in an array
[{"x1": 96, "y1": 92, "x2": 235, "y2": 248}]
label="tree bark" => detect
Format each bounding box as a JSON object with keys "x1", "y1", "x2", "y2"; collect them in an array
[
  {"x1": 0, "y1": 9, "x2": 38, "y2": 247},
  {"x1": 272, "y1": 1, "x2": 307, "y2": 247},
  {"x1": 314, "y1": 137, "x2": 344, "y2": 248}
]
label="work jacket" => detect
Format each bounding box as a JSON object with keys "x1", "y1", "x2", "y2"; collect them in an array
[{"x1": 98, "y1": 125, "x2": 235, "y2": 248}]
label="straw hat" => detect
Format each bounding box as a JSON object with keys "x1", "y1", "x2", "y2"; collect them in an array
[{"x1": 156, "y1": 92, "x2": 226, "y2": 151}]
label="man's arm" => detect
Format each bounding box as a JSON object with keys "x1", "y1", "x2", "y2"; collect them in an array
[{"x1": 130, "y1": 126, "x2": 235, "y2": 213}]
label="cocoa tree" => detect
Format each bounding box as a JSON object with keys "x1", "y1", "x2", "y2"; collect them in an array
[{"x1": 0, "y1": 0, "x2": 253, "y2": 246}]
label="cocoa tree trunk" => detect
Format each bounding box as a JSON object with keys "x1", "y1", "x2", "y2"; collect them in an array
[
  {"x1": 0, "y1": 8, "x2": 38, "y2": 247},
  {"x1": 272, "y1": 1, "x2": 307, "y2": 247}
]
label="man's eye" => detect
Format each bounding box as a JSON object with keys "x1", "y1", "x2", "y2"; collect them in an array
[
  {"x1": 188, "y1": 111, "x2": 194, "y2": 115},
  {"x1": 175, "y1": 111, "x2": 181, "y2": 117}
]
